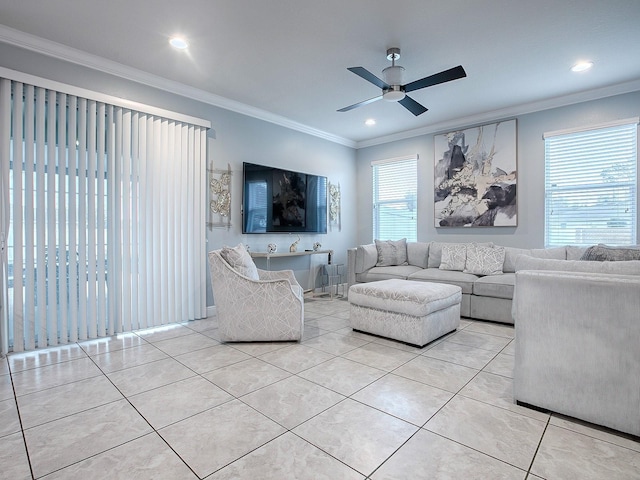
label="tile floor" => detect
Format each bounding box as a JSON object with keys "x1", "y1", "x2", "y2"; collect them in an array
[{"x1": 1, "y1": 297, "x2": 639, "y2": 479}]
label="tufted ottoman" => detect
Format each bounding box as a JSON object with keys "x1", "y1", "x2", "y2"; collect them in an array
[{"x1": 348, "y1": 279, "x2": 462, "y2": 347}]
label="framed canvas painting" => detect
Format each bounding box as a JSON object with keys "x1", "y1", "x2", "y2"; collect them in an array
[{"x1": 434, "y1": 119, "x2": 517, "y2": 227}]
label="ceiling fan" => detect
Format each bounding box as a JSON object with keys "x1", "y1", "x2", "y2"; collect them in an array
[{"x1": 337, "y1": 48, "x2": 466, "y2": 116}]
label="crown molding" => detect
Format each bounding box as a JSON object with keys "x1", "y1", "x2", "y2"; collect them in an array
[
  {"x1": 0, "y1": 24, "x2": 357, "y2": 148},
  {"x1": 356, "y1": 78, "x2": 640, "y2": 149}
]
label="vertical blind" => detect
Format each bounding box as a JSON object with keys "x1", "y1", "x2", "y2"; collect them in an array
[
  {"x1": 372, "y1": 155, "x2": 418, "y2": 242},
  {"x1": 544, "y1": 119, "x2": 638, "y2": 247},
  {"x1": 0, "y1": 77, "x2": 208, "y2": 353}
]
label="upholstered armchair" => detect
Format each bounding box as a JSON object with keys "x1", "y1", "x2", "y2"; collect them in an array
[{"x1": 208, "y1": 248, "x2": 304, "y2": 342}]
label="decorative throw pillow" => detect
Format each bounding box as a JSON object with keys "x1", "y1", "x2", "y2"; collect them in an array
[
  {"x1": 220, "y1": 243, "x2": 259, "y2": 280},
  {"x1": 375, "y1": 239, "x2": 408, "y2": 266},
  {"x1": 464, "y1": 244, "x2": 505, "y2": 275},
  {"x1": 439, "y1": 243, "x2": 467, "y2": 271},
  {"x1": 580, "y1": 244, "x2": 640, "y2": 262}
]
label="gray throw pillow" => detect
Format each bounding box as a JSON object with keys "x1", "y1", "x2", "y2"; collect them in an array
[
  {"x1": 375, "y1": 238, "x2": 408, "y2": 266},
  {"x1": 580, "y1": 244, "x2": 640, "y2": 262},
  {"x1": 220, "y1": 243, "x2": 260, "y2": 280}
]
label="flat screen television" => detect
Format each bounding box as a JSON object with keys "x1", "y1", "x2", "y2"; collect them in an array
[{"x1": 242, "y1": 162, "x2": 328, "y2": 234}]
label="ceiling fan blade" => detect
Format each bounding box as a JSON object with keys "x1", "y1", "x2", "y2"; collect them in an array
[
  {"x1": 398, "y1": 95, "x2": 428, "y2": 116},
  {"x1": 404, "y1": 65, "x2": 466, "y2": 93},
  {"x1": 337, "y1": 95, "x2": 383, "y2": 112},
  {"x1": 347, "y1": 67, "x2": 390, "y2": 89}
]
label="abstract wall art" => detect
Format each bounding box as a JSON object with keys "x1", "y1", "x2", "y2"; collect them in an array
[{"x1": 434, "y1": 119, "x2": 517, "y2": 227}]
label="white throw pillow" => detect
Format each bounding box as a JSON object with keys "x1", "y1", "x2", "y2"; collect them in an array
[
  {"x1": 375, "y1": 239, "x2": 408, "y2": 266},
  {"x1": 439, "y1": 243, "x2": 467, "y2": 271},
  {"x1": 464, "y1": 244, "x2": 505, "y2": 275},
  {"x1": 220, "y1": 243, "x2": 259, "y2": 280}
]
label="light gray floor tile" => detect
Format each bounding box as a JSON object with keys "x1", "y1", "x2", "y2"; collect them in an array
[
  {"x1": 0, "y1": 374, "x2": 14, "y2": 402},
  {"x1": 446, "y1": 330, "x2": 512, "y2": 352},
  {"x1": 11, "y1": 357, "x2": 102, "y2": 397},
  {"x1": 531, "y1": 424, "x2": 640, "y2": 479},
  {"x1": 464, "y1": 321, "x2": 515, "y2": 338},
  {"x1": 151, "y1": 332, "x2": 220, "y2": 356},
  {"x1": 0, "y1": 432, "x2": 31, "y2": 479},
  {"x1": 302, "y1": 331, "x2": 369, "y2": 355},
  {"x1": 135, "y1": 323, "x2": 194, "y2": 343},
  {"x1": 393, "y1": 355, "x2": 479, "y2": 392},
  {"x1": 129, "y1": 376, "x2": 233, "y2": 429},
  {"x1": 227, "y1": 341, "x2": 290, "y2": 356},
  {"x1": 423, "y1": 340, "x2": 498, "y2": 369},
  {"x1": 549, "y1": 414, "x2": 640, "y2": 453},
  {"x1": 183, "y1": 317, "x2": 219, "y2": 333},
  {"x1": 301, "y1": 324, "x2": 330, "y2": 341},
  {"x1": 7, "y1": 344, "x2": 88, "y2": 373},
  {"x1": 368, "y1": 335, "x2": 433, "y2": 353},
  {"x1": 78, "y1": 333, "x2": 147, "y2": 356},
  {"x1": 174, "y1": 344, "x2": 251, "y2": 374},
  {"x1": 483, "y1": 352, "x2": 514, "y2": 378},
  {"x1": 341, "y1": 343, "x2": 417, "y2": 372},
  {"x1": 17, "y1": 375, "x2": 123, "y2": 429},
  {"x1": 258, "y1": 344, "x2": 335, "y2": 374},
  {"x1": 0, "y1": 359, "x2": 8, "y2": 376},
  {"x1": 458, "y1": 372, "x2": 549, "y2": 422},
  {"x1": 305, "y1": 316, "x2": 351, "y2": 332},
  {"x1": 371, "y1": 429, "x2": 527, "y2": 480},
  {"x1": 107, "y1": 357, "x2": 196, "y2": 396},
  {"x1": 241, "y1": 376, "x2": 345, "y2": 429},
  {"x1": 208, "y1": 431, "x2": 364, "y2": 479},
  {"x1": 91, "y1": 343, "x2": 168, "y2": 373},
  {"x1": 0, "y1": 397, "x2": 21, "y2": 437},
  {"x1": 159, "y1": 399, "x2": 286, "y2": 478},
  {"x1": 298, "y1": 357, "x2": 386, "y2": 396},
  {"x1": 425, "y1": 395, "x2": 546, "y2": 470},
  {"x1": 203, "y1": 357, "x2": 292, "y2": 396},
  {"x1": 502, "y1": 339, "x2": 516, "y2": 355},
  {"x1": 352, "y1": 374, "x2": 454, "y2": 426},
  {"x1": 24, "y1": 399, "x2": 152, "y2": 478},
  {"x1": 293, "y1": 398, "x2": 418, "y2": 476},
  {"x1": 44, "y1": 433, "x2": 198, "y2": 480}
]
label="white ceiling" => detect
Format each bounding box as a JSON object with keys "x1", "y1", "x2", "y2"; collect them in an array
[{"x1": 1, "y1": 0, "x2": 640, "y2": 147}]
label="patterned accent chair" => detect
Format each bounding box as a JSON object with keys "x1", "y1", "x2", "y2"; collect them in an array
[{"x1": 208, "y1": 249, "x2": 304, "y2": 342}]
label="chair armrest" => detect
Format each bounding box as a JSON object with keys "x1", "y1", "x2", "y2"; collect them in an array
[{"x1": 257, "y1": 268, "x2": 301, "y2": 288}]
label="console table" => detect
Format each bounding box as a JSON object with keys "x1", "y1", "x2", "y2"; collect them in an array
[{"x1": 250, "y1": 249, "x2": 333, "y2": 292}]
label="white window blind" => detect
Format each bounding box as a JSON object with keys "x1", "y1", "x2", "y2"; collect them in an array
[
  {"x1": 544, "y1": 119, "x2": 638, "y2": 247},
  {"x1": 372, "y1": 155, "x2": 418, "y2": 242},
  {"x1": 0, "y1": 77, "x2": 209, "y2": 353}
]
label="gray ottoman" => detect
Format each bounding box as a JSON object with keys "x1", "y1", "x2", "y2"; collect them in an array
[{"x1": 348, "y1": 279, "x2": 462, "y2": 347}]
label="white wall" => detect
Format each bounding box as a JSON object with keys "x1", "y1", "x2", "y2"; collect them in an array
[
  {"x1": 0, "y1": 42, "x2": 358, "y2": 307},
  {"x1": 356, "y1": 91, "x2": 640, "y2": 248}
]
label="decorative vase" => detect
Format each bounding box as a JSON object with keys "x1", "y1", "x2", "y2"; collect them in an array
[{"x1": 267, "y1": 243, "x2": 277, "y2": 254}]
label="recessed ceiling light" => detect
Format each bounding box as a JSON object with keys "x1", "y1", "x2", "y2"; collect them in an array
[
  {"x1": 571, "y1": 61, "x2": 593, "y2": 73},
  {"x1": 365, "y1": 119, "x2": 376, "y2": 126},
  {"x1": 169, "y1": 36, "x2": 189, "y2": 50}
]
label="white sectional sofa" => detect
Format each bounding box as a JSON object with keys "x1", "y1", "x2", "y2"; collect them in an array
[{"x1": 347, "y1": 241, "x2": 608, "y2": 324}]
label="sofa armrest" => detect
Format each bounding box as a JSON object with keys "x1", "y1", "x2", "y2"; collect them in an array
[{"x1": 347, "y1": 248, "x2": 357, "y2": 295}]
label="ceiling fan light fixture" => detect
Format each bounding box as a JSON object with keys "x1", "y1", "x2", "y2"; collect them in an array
[
  {"x1": 383, "y1": 85, "x2": 405, "y2": 102},
  {"x1": 382, "y1": 65, "x2": 405, "y2": 85}
]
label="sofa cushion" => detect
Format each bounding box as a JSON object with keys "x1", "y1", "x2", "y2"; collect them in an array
[
  {"x1": 503, "y1": 247, "x2": 532, "y2": 273},
  {"x1": 464, "y1": 244, "x2": 505, "y2": 275},
  {"x1": 375, "y1": 238, "x2": 408, "y2": 266},
  {"x1": 428, "y1": 241, "x2": 493, "y2": 268},
  {"x1": 220, "y1": 243, "x2": 259, "y2": 280},
  {"x1": 515, "y1": 256, "x2": 640, "y2": 275},
  {"x1": 356, "y1": 265, "x2": 422, "y2": 283},
  {"x1": 407, "y1": 268, "x2": 478, "y2": 294},
  {"x1": 473, "y1": 273, "x2": 515, "y2": 299},
  {"x1": 580, "y1": 244, "x2": 640, "y2": 261},
  {"x1": 530, "y1": 246, "x2": 566, "y2": 260},
  {"x1": 355, "y1": 244, "x2": 378, "y2": 273},
  {"x1": 407, "y1": 242, "x2": 430, "y2": 268},
  {"x1": 439, "y1": 243, "x2": 467, "y2": 271}
]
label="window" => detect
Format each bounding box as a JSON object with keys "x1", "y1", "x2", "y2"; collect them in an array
[
  {"x1": 544, "y1": 118, "x2": 638, "y2": 247},
  {"x1": 372, "y1": 155, "x2": 418, "y2": 242}
]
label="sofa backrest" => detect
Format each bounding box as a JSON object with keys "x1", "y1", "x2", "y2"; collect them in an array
[
  {"x1": 503, "y1": 246, "x2": 567, "y2": 273},
  {"x1": 354, "y1": 241, "x2": 430, "y2": 273},
  {"x1": 515, "y1": 255, "x2": 640, "y2": 275}
]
